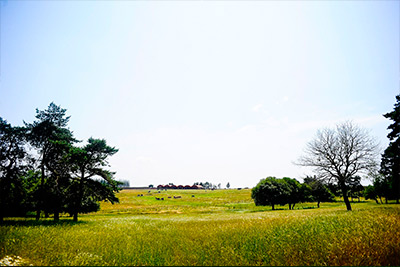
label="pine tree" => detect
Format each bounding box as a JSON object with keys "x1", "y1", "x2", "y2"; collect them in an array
[
  {"x1": 381, "y1": 94, "x2": 400, "y2": 203},
  {"x1": 25, "y1": 102, "x2": 75, "y2": 220},
  {"x1": 67, "y1": 138, "x2": 120, "y2": 221}
]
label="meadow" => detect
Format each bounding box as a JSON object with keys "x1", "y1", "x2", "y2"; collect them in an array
[{"x1": 1, "y1": 189, "x2": 400, "y2": 266}]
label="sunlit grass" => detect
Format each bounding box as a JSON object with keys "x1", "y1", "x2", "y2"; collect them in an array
[{"x1": 1, "y1": 189, "x2": 399, "y2": 266}]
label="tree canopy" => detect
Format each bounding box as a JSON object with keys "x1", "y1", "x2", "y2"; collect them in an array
[{"x1": 0, "y1": 102, "x2": 120, "y2": 222}]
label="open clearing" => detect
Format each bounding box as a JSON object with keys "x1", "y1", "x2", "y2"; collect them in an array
[{"x1": 1, "y1": 189, "x2": 399, "y2": 266}]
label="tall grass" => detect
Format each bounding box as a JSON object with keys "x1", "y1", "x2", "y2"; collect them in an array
[{"x1": 1, "y1": 189, "x2": 399, "y2": 266}]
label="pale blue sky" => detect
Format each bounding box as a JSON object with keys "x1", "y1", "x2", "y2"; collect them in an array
[{"x1": 1, "y1": 1, "x2": 398, "y2": 187}]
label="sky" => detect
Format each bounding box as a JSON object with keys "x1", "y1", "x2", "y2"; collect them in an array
[{"x1": 0, "y1": 0, "x2": 399, "y2": 188}]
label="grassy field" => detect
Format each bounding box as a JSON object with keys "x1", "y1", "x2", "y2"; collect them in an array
[{"x1": 1, "y1": 189, "x2": 400, "y2": 266}]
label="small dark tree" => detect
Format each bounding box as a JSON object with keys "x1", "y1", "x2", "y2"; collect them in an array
[
  {"x1": 370, "y1": 171, "x2": 390, "y2": 204},
  {"x1": 304, "y1": 176, "x2": 335, "y2": 208},
  {"x1": 297, "y1": 121, "x2": 378, "y2": 211},
  {"x1": 226, "y1": 182, "x2": 230, "y2": 189},
  {"x1": 347, "y1": 176, "x2": 364, "y2": 202},
  {"x1": 364, "y1": 185, "x2": 379, "y2": 204},
  {"x1": 381, "y1": 94, "x2": 400, "y2": 203}
]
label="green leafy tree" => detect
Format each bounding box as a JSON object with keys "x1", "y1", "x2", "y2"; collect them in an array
[
  {"x1": 66, "y1": 138, "x2": 120, "y2": 221},
  {"x1": 251, "y1": 177, "x2": 290, "y2": 210},
  {"x1": 370, "y1": 171, "x2": 390, "y2": 204},
  {"x1": 364, "y1": 185, "x2": 379, "y2": 204},
  {"x1": 0, "y1": 118, "x2": 28, "y2": 221},
  {"x1": 282, "y1": 177, "x2": 303, "y2": 210},
  {"x1": 381, "y1": 94, "x2": 400, "y2": 203},
  {"x1": 298, "y1": 121, "x2": 378, "y2": 211},
  {"x1": 347, "y1": 176, "x2": 364, "y2": 202},
  {"x1": 304, "y1": 176, "x2": 335, "y2": 208}
]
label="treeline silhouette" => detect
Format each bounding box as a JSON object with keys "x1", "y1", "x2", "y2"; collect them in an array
[{"x1": 0, "y1": 103, "x2": 120, "y2": 222}]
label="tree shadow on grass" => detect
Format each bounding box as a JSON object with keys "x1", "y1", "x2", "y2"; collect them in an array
[{"x1": 0, "y1": 218, "x2": 87, "y2": 227}]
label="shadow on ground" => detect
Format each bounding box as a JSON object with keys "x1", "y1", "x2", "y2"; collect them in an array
[{"x1": 0, "y1": 219, "x2": 86, "y2": 227}]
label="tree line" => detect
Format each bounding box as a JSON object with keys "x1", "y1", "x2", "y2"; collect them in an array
[
  {"x1": 0, "y1": 103, "x2": 120, "y2": 222},
  {"x1": 251, "y1": 176, "x2": 334, "y2": 210},
  {"x1": 252, "y1": 94, "x2": 400, "y2": 211},
  {"x1": 251, "y1": 175, "x2": 367, "y2": 210}
]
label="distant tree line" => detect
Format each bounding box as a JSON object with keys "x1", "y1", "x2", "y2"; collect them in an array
[
  {"x1": 118, "y1": 180, "x2": 130, "y2": 188},
  {"x1": 0, "y1": 103, "x2": 120, "y2": 222}
]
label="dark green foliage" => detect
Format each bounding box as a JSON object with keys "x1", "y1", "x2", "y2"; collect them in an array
[
  {"x1": 381, "y1": 94, "x2": 400, "y2": 203},
  {"x1": 252, "y1": 176, "x2": 336, "y2": 210},
  {"x1": 326, "y1": 183, "x2": 342, "y2": 197},
  {"x1": 304, "y1": 176, "x2": 335, "y2": 208},
  {"x1": 251, "y1": 177, "x2": 291, "y2": 210},
  {"x1": 0, "y1": 103, "x2": 120, "y2": 222},
  {"x1": 347, "y1": 176, "x2": 364, "y2": 201},
  {"x1": 0, "y1": 118, "x2": 28, "y2": 221},
  {"x1": 370, "y1": 172, "x2": 391, "y2": 204},
  {"x1": 364, "y1": 185, "x2": 379, "y2": 204},
  {"x1": 282, "y1": 177, "x2": 303, "y2": 209},
  {"x1": 24, "y1": 102, "x2": 76, "y2": 221},
  {"x1": 66, "y1": 138, "x2": 119, "y2": 221}
]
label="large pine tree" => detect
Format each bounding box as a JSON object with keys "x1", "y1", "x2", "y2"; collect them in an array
[
  {"x1": 25, "y1": 102, "x2": 76, "y2": 220},
  {"x1": 381, "y1": 94, "x2": 400, "y2": 203}
]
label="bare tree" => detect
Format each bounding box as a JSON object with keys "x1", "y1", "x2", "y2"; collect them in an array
[{"x1": 297, "y1": 121, "x2": 379, "y2": 211}]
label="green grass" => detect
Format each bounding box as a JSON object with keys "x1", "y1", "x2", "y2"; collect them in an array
[{"x1": 1, "y1": 189, "x2": 400, "y2": 266}]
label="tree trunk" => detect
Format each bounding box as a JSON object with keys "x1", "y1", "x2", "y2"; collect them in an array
[
  {"x1": 288, "y1": 203, "x2": 292, "y2": 210},
  {"x1": 340, "y1": 182, "x2": 352, "y2": 211},
  {"x1": 36, "y1": 210, "x2": 40, "y2": 220},
  {"x1": 73, "y1": 212, "x2": 78, "y2": 222},
  {"x1": 272, "y1": 204, "x2": 275, "y2": 210},
  {"x1": 45, "y1": 212, "x2": 49, "y2": 218},
  {"x1": 379, "y1": 196, "x2": 383, "y2": 204},
  {"x1": 375, "y1": 198, "x2": 379, "y2": 204},
  {"x1": 343, "y1": 195, "x2": 352, "y2": 210},
  {"x1": 317, "y1": 201, "x2": 320, "y2": 208},
  {"x1": 54, "y1": 211, "x2": 59, "y2": 221},
  {"x1": 292, "y1": 203, "x2": 296, "y2": 209}
]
